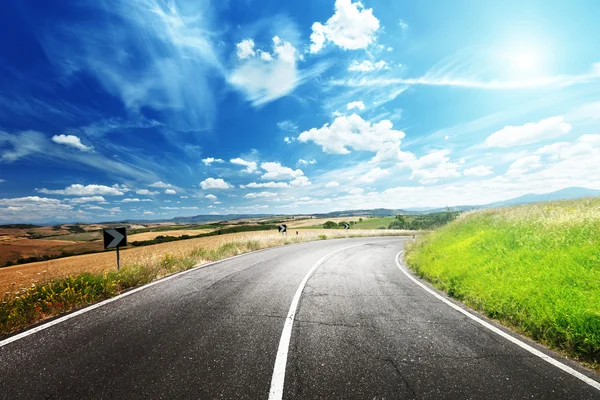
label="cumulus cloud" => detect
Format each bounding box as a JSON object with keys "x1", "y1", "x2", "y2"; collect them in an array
[
  {"x1": 261, "y1": 162, "x2": 304, "y2": 180},
  {"x1": 200, "y1": 178, "x2": 233, "y2": 190},
  {"x1": 506, "y1": 155, "x2": 543, "y2": 176},
  {"x1": 230, "y1": 157, "x2": 258, "y2": 173},
  {"x1": 347, "y1": 101, "x2": 365, "y2": 111},
  {"x1": 486, "y1": 116, "x2": 572, "y2": 148},
  {"x1": 298, "y1": 113, "x2": 407, "y2": 163},
  {"x1": 359, "y1": 167, "x2": 389, "y2": 183},
  {"x1": 68, "y1": 196, "x2": 107, "y2": 204},
  {"x1": 165, "y1": 189, "x2": 177, "y2": 195},
  {"x1": 52, "y1": 134, "x2": 93, "y2": 152},
  {"x1": 36, "y1": 184, "x2": 124, "y2": 196},
  {"x1": 298, "y1": 159, "x2": 317, "y2": 165},
  {"x1": 348, "y1": 60, "x2": 388, "y2": 72},
  {"x1": 464, "y1": 166, "x2": 493, "y2": 177},
  {"x1": 0, "y1": 196, "x2": 73, "y2": 221},
  {"x1": 136, "y1": 189, "x2": 159, "y2": 195},
  {"x1": 143, "y1": 211, "x2": 155, "y2": 215},
  {"x1": 202, "y1": 157, "x2": 224, "y2": 166},
  {"x1": 205, "y1": 194, "x2": 217, "y2": 200},
  {"x1": 325, "y1": 181, "x2": 340, "y2": 188},
  {"x1": 310, "y1": 0, "x2": 380, "y2": 53},
  {"x1": 148, "y1": 181, "x2": 172, "y2": 188},
  {"x1": 245, "y1": 192, "x2": 278, "y2": 198},
  {"x1": 410, "y1": 151, "x2": 461, "y2": 184},
  {"x1": 121, "y1": 198, "x2": 141, "y2": 203},
  {"x1": 236, "y1": 39, "x2": 256, "y2": 59},
  {"x1": 242, "y1": 181, "x2": 290, "y2": 189},
  {"x1": 230, "y1": 36, "x2": 324, "y2": 106},
  {"x1": 290, "y1": 176, "x2": 311, "y2": 186}
]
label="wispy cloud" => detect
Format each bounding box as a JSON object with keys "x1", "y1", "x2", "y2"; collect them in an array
[
  {"x1": 42, "y1": 0, "x2": 223, "y2": 131},
  {"x1": 332, "y1": 63, "x2": 600, "y2": 89}
]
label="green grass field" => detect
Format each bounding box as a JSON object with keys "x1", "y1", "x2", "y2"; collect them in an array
[
  {"x1": 352, "y1": 216, "x2": 395, "y2": 229},
  {"x1": 405, "y1": 198, "x2": 600, "y2": 367}
]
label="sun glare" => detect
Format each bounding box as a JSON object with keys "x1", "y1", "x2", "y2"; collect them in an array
[{"x1": 509, "y1": 50, "x2": 538, "y2": 72}]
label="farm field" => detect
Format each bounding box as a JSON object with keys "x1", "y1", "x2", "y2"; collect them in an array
[
  {"x1": 0, "y1": 229, "x2": 410, "y2": 295},
  {"x1": 288, "y1": 216, "x2": 364, "y2": 227},
  {"x1": 0, "y1": 238, "x2": 103, "y2": 267},
  {"x1": 127, "y1": 229, "x2": 214, "y2": 241},
  {"x1": 405, "y1": 197, "x2": 600, "y2": 367}
]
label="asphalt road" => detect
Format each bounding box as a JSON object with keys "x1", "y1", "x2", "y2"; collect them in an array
[{"x1": 1, "y1": 237, "x2": 599, "y2": 399}]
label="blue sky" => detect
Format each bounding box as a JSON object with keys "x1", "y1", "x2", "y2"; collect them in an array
[{"x1": 1, "y1": 0, "x2": 600, "y2": 223}]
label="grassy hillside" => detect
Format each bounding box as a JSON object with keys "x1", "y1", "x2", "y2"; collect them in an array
[{"x1": 405, "y1": 198, "x2": 600, "y2": 367}]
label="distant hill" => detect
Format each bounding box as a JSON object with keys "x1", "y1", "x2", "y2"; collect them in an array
[{"x1": 486, "y1": 187, "x2": 600, "y2": 208}]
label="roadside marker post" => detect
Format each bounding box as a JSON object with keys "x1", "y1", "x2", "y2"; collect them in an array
[
  {"x1": 278, "y1": 224, "x2": 287, "y2": 236},
  {"x1": 343, "y1": 223, "x2": 350, "y2": 230},
  {"x1": 103, "y1": 228, "x2": 128, "y2": 271}
]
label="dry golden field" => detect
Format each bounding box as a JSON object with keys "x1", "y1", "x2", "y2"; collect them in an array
[
  {"x1": 127, "y1": 229, "x2": 214, "y2": 242},
  {"x1": 0, "y1": 229, "x2": 409, "y2": 295}
]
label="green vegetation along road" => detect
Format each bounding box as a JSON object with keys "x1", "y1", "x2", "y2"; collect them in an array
[{"x1": 405, "y1": 198, "x2": 600, "y2": 369}]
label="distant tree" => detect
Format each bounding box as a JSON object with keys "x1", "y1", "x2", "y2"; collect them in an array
[
  {"x1": 323, "y1": 221, "x2": 337, "y2": 229},
  {"x1": 376, "y1": 225, "x2": 387, "y2": 230},
  {"x1": 338, "y1": 221, "x2": 349, "y2": 227},
  {"x1": 358, "y1": 218, "x2": 363, "y2": 222},
  {"x1": 388, "y1": 220, "x2": 404, "y2": 230},
  {"x1": 349, "y1": 221, "x2": 355, "y2": 226}
]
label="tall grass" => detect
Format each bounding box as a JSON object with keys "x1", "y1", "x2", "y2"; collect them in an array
[
  {"x1": 405, "y1": 198, "x2": 600, "y2": 367},
  {"x1": 1, "y1": 229, "x2": 407, "y2": 336}
]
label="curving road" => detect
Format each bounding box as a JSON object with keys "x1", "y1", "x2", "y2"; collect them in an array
[{"x1": 0, "y1": 237, "x2": 598, "y2": 399}]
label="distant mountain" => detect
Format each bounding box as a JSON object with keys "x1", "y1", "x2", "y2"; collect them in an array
[{"x1": 486, "y1": 187, "x2": 600, "y2": 208}]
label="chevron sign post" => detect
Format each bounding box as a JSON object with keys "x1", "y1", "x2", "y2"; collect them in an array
[
  {"x1": 103, "y1": 227, "x2": 127, "y2": 271},
  {"x1": 278, "y1": 224, "x2": 287, "y2": 235},
  {"x1": 343, "y1": 223, "x2": 350, "y2": 230}
]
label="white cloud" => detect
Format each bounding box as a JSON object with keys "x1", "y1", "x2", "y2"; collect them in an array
[
  {"x1": 236, "y1": 39, "x2": 256, "y2": 59},
  {"x1": 325, "y1": 181, "x2": 340, "y2": 188},
  {"x1": 284, "y1": 137, "x2": 295, "y2": 144},
  {"x1": 359, "y1": 167, "x2": 389, "y2": 182},
  {"x1": 200, "y1": 178, "x2": 233, "y2": 190},
  {"x1": 230, "y1": 157, "x2": 258, "y2": 173},
  {"x1": 245, "y1": 192, "x2": 278, "y2": 198},
  {"x1": 149, "y1": 181, "x2": 172, "y2": 188},
  {"x1": 310, "y1": 0, "x2": 380, "y2": 53},
  {"x1": 486, "y1": 116, "x2": 572, "y2": 148},
  {"x1": 464, "y1": 166, "x2": 494, "y2": 177},
  {"x1": 205, "y1": 194, "x2": 217, "y2": 200},
  {"x1": 68, "y1": 196, "x2": 106, "y2": 204},
  {"x1": 136, "y1": 189, "x2": 159, "y2": 195},
  {"x1": 347, "y1": 101, "x2": 365, "y2": 111},
  {"x1": 258, "y1": 50, "x2": 273, "y2": 61},
  {"x1": 0, "y1": 197, "x2": 73, "y2": 221},
  {"x1": 506, "y1": 155, "x2": 542, "y2": 177},
  {"x1": 261, "y1": 162, "x2": 304, "y2": 180},
  {"x1": 242, "y1": 181, "x2": 290, "y2": 189},
  {"x1": 298, "y1": 159, "x2": 317, "y2": 165},
  {"x1": 399, "y1": 20, "x2": 408, "y2": 30},
  {"x1": 202, "y1": 157, "x2": 224, "y2": 166},
  {"x1": 143, "y1": 211, "x2": 155, "y2": 215},
  {"x1": 36, "y1": 184, "x2": 124, "y2": 196},
  {"x1": 298, "y1": 114, "x2": 406, "y2": 163},
  {"x1": 165, "y1": 189, "x2": 177, "y2": 195},
  {"x1": 180, "y1": 195, "x2": 188, "y2": 199},
  {"x1": 290, "y1": 176, "x2": 311, "y2": 186},
  {"x1": 410, "y1": 151, "x2": 461, "y2": 184},
  {"x1": 277, "y1": 120, "x2": 298, "y2": 132},
  {"x1": 0, "y1": 179, "x2": 4, "y2": 183},
  {"x1": 121, "y1": 198, "x2": 141, "y2": 203},
  {"x1": 52, "y1": 134, "x2": 93, "y2": 152},
  {"x1": 348, "y1": 60, "x2": 388, "y2": 72},
  {"x1": 229, "y1": 36, "x2": 324, "y2": 106}
]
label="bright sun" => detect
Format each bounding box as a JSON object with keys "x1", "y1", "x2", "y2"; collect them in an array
[{"x1": 506, "y1": 47, "x2": 542, "y2": 75}]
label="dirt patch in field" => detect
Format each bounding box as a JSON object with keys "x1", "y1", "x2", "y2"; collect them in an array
[{"x1": 0, "y1": 239, "x2": 104, "y2": 267}]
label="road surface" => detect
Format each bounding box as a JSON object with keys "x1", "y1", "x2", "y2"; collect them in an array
[{"x1": 0, "y1": 237, "x2": 598, "y2": 399}]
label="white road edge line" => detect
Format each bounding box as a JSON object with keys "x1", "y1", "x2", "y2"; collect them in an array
[
  {"x1": 0, "y1": 244, "x2": 293, "y2": 348},
  {"x1": 395, "y1": 250, "x2": 600, "y2": 392},
  {"x1": 268, "y1": 242, "x2": 368, "y2": 400}
]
